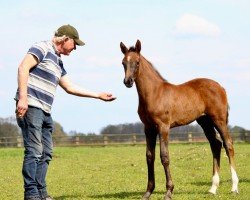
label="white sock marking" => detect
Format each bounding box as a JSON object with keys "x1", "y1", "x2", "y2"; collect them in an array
[
  {"x1": 209, "y1": 171, "x2": 219, "y2": 194},
  {"x1": 231, "y1": 166, "x2": 239, "y2": 193}
]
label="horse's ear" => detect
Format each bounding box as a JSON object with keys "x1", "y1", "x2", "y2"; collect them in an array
[
  {"x1": 120, "y1": 42, "x2": 128, "y2": 55},
  {"x1": 135, "y1": 40, "x2": 141, "y2": 54}
]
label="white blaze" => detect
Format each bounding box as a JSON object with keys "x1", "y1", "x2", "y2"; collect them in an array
[{"x1": 127, "y1": 56, "x2": 131, "y2": 62}]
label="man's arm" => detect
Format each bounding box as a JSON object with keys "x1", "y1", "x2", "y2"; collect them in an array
[
  {"x1": 16, "y1": 54, "x2": 38, "y2": 117},
  {"x1": 59, "y1": 75, "x2": 116, "y2": 101}
]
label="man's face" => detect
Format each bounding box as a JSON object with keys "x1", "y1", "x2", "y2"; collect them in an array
[{"x1": 61, "y1": 38, "x2": 76, "y2": 55}]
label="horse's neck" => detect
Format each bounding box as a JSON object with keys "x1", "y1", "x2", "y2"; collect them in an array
[{"x1": 135, "y1": 56, "x2": 164, "y2": 100}]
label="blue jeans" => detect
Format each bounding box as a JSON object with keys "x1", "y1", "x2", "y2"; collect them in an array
[{"x1": 17, "y1": 106, "x2": 54, "y2": 199}]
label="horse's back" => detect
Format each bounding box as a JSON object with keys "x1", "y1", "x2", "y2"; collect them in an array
[
  {"x1": 166, "y1": 78, "x2": 226, "y2": 103},
  {"x1": 183, "y1": 78, "x2": 228, "y2": 117},
  {"x1": 183, "y1": 78, "x2": 227, "y2": 103},
  {"x1": 163, "y1": 78, "x2": 228, "y2": 124},
  {"x1": 184, "y1": 78, "x2": 223, "y2": 89}
]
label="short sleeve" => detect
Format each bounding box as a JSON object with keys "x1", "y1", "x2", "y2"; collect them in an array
[
  {"x1": 58, "y1": 59, "x2": 67, "y2": 77},
  {"x1": 27, "y1": 42, "x2": 47, "y2": 62}
]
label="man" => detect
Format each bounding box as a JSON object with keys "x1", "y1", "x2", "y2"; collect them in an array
[{"x1": 15, "y1": 24, "x2": 116, "y2": 200}]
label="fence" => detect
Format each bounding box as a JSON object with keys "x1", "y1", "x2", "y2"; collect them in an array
[{"x1": 0, "y1": 132, "x2": 249, "y2": 148}]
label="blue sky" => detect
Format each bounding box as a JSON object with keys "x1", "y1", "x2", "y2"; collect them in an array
[{"x1": 1, "y1": 0, "x2": 249, "y2": 133}]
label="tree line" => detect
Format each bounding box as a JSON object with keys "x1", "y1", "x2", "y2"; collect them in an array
[
  {"x1": 0, "y1": 116, "x2": 67, "y2": 146},
  {"x1": 99, "y1": 122, "x2": 248, "y2": 136},
  {"x1": 0, "y1": 116, "x2": 248, "y2": 139}
]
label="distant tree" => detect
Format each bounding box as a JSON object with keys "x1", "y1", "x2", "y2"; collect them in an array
[
  {"x1": 0, "y1": 121, "x2": 20, "y2": 147},
  {"x1": 52, "y1": 121, "x2": 67, "y2": 144},
  {"x1": 100, "y1": 122, "x2": 144, "y2": 135},
  {"x1": 69, "y1": 130, "x2": 78, "y2": 135},
  {"x1": 100, "y1": 124, "x2": 120, "y2": 135},
  {"x1": 230, "y1": 126, "x2": 247, "y2": 140},
  {"x1": 53, "y1": 121, "x2": 67, "y2": 136},
  {"x1": 230, "y1": 126, "x2": 246, "y2": 133},
  {"x1": 171, "y1": 124, "x2": 203, "y2": 133},
  {"x1": 0, "y1": 122, "x2": 20, "y2": 137},
  {"x1": 100, "y1": 122, "x2": 250, "y2": 136}
]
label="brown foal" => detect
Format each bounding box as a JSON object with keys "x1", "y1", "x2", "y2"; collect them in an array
[{"x1": 120, "y1": 40, "x2": 239, "y2": 200}]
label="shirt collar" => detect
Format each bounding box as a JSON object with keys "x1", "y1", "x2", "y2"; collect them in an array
[{"x1": 51, "y1": 41, "x2": 61, "y2": 57}]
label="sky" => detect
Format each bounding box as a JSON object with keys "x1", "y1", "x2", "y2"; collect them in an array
[{"x1": 0, "y1": 0, "x2": 249, "y2": 134}]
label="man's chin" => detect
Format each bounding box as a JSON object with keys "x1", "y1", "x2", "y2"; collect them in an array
[{"x1": 62, "y1": 52, "x2": 71, "y2": 56}]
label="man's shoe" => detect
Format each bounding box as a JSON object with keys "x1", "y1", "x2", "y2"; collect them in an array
[
  {"x1": 24, "y1": 197, "x2": 41, "y2": 200},
  {"x1": 42, "y1": 196, "x2": 53, "y2": 200}
]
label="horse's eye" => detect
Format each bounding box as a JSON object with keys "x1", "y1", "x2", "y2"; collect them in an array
[{"x1": 136, "y1": 61, "x2": 140, "y2": 66}]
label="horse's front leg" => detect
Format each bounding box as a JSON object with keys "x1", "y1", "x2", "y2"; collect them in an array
[
  {"x1": 142, "y1": 127, "x2": 157, "y2": 200},
  {"x1": 159, "y1": 124, "x2": 174, "y2": 200}
]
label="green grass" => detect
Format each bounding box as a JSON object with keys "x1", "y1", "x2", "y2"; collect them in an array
[{"x1": 0, "y1": 143, "x2": 249, "y2": 200}]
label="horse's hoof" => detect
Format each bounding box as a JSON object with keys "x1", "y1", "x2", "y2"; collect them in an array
[
  {"x1": 208, "y1": 187, "x2": 217, "y2": 195},
  {"x1": 231, "y1": 183, "x2": 239, "y2": 194},
  {"x1": 164, "y1": 191, "x2": 172, "y2": 200},
  {"x1": 142, "y1": 191, "x2": 151, "y2": 200},
  {"x1": 208, "y1": 189, "x2": 216, "y2": 194},
  {"x1": 231, "y1": 189, "x2": 239, "y2": 194}
]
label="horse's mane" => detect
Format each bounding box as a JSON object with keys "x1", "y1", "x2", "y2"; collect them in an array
[
  {"x1": 128, "y1": 46, "x2": 167, "y2": 82},
  {"x1": 128, "y1": 46, "x2": 136, "y2": 52}
]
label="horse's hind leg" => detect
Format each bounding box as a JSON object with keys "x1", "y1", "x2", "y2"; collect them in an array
[
  {"x1": 197, "y1": 115, "x2": 222, "y2": 194},
  {"x1": 211, "y1": 115, "x2": 239, "y2": 193},
  {"x1": 142, "y1": 126, "x2": 157, "y2": 200}
]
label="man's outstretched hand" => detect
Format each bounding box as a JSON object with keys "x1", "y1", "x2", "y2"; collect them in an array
[{"x1": 98, "y1": 93, "x2": 116, "y2": 101}]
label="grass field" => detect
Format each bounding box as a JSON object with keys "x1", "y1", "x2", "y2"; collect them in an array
[{"x1": 0, "y1": 143, "x2": 249, "y2": 200}]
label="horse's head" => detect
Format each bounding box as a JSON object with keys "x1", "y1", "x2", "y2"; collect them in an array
[{"x1": 120, "y1": 40, "x2": 141, "y2": 88}]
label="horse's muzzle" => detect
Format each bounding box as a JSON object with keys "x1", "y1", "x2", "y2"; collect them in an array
[{"x1": 123, "y1": 77, "x2": 134, "y2": 88}]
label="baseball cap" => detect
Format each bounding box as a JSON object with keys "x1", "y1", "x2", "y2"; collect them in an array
[{"x1": 55, "y1": 24, "x2": 85, "y2": 46}]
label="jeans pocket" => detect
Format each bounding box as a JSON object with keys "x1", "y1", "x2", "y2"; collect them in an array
[{"x1": 16, "y1": 116, "x2": 25, "y2": 128}]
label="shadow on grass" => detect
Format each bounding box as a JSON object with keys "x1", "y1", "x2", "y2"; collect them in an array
[
  {"x1": 53, "y1": 179, "x2": 250, "y2": 200},
  {"x1": 88, "y1": 191, "x2": 163, "y2": 199},
  {"x1": 191, "y1": 180, "x2": 211, "y2": 186},
  {"x1": 89, "y1": 190, "x2": 212, "y2": 199},
  {"x1": 191, "y1": 177, "x2": 250, "y2": 187},
  {"x1": 239, "y1": 178, "x2": 250, "y2": 183},
  {"x1": 53, "y1": 189, "x2": 227, "y2": 200},
  {"x1": 53, "y1": 195, "x2": 81, "y2": 200},
  {"x1": 173, "y1": 190, "x2": 208, "y2": 195}
]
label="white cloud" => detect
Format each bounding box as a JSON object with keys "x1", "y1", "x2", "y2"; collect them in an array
[{"x1": 173, "y1": 13, "x2": 221, "y2": 38}]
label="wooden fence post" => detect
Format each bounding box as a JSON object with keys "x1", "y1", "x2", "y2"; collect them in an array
[
  {"x1": 75, "y1": 136, "x2": 79, "y2": 146},
  {"x1": 104, "y1": 136, "x2": 108, "y2": 146},
  {"x1": 132, "y1": 134, "x2": 137, "y2": 145},
  {"x1": 188, "y1": 133, "x2": 192, "y2": 142},
  {"x1": 17, "y1": 136, "x2": 23, "y2": 147}
]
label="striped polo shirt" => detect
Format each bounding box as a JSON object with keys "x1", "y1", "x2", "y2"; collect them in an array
[{"x1": 16, "y1": 41, "x2": 67, "y2": 113}]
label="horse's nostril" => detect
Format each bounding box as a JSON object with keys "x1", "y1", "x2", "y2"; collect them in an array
[
  {"x1": 123, "y1": 77, "x2": 134, "y2": 88},
  {"x1": 128, "y1": 78, "x2": 131, "y2": 84},
  {"x1": 123, "y1": 78, "x2": 127, "y2": 85},
  {"x1": 123, "y1": 78, "x2": 128, "y2": 84}
]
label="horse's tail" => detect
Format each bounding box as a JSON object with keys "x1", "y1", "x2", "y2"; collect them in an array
[
  {"x1": 227, "y1": 104, "x2": 230, "y2": 125},
  {"x1": 222, "y1": 86, "x2": 229, "y2": 125}
]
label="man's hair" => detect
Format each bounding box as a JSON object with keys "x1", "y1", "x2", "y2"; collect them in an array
[{"x1": 53, "y1": 35, "x2": 68, "y2": 44}]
